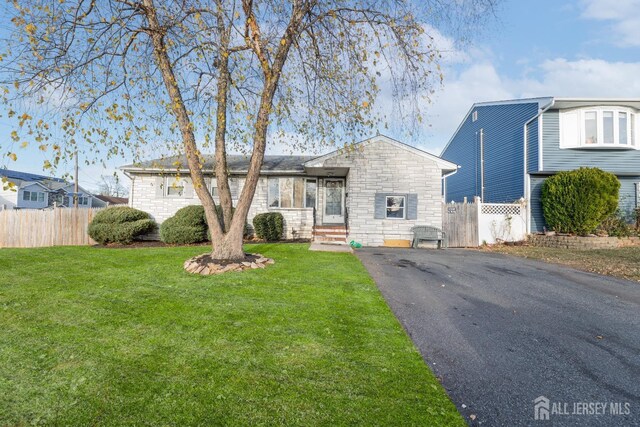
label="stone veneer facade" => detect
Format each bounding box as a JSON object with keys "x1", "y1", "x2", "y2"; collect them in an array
[
  {"x1": 313, "y1": 139, "x2": 445, "y2": 246},
  {"x1": 128, "y1": 174, "x2": 314, "y2": 240},
  {"x1": 528, "y1": 234, "x2": 640, "y2": 250},
  {"x1": 126, "y1": 138, "x2": 451, "y2": 246}
]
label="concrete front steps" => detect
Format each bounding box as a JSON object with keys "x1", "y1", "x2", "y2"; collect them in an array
[{"x1": 312, "y1": 225, "x2": 348, "y2": 244}]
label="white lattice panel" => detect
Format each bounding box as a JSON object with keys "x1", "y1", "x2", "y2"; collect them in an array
[{"x1": 481, "y1": 204, "x2": 521, "y2": 216}]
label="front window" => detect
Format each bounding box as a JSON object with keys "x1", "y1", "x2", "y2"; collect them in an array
[
  {"x1": 268, "y1": 177, "x2": 316, "y2": 209},
  {"x1": 166, "y1": 179, "x2": 184, "y2": 197},
  {"x1": 23, "y1": 190, "x2": 45, "y2": 202},
  {"x1": 305, "y1": 179, "x2": 317, "y2": 208},
  {"x1": 584, "y1": 111, "x2": 598, "y2": 144},
  {"x1": 386, "y1": 196, "x2": 405, "y2": 219},
  {"x1": 561, "y1": 107, "x2": 638, "y2": 149}
]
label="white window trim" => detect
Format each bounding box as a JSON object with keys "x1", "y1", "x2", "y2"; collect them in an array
[
  {"x1": 164, "y1": 177, "x2": 185, "y2": 198},
  {"x1": 560, "y1": 106, "x2": 639, "y2": 149},
  {"x1": 385, "y1": 195, "x2": 406, "y2": 220},
  {"x1": 23, "y1": 190, "x2": 45, "y2": 202},
  {"x1": 267, "y1": 177, "x2": 316, "y2": 210}
]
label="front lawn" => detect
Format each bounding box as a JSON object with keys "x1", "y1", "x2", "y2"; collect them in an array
[
  {"x1": 0, "y1": 244, "x2": 462, "y2": 425},
  {"x1": 485, "y1": 245, "x2": 640, "y2": 282}
]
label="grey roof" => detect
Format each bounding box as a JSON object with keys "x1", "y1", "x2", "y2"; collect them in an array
[{"x1": 121, "y1": 154, "x2": 317, "y2": 173}]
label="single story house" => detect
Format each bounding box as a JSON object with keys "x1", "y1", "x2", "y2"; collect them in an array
[
  {"x1": 0, "y1": 168, "x2": 106, "y2": 210},
  {"x1": 121, "y1": 135, "x2": 458, "y2": 246},
  {"x1": 441, "y1": 97, "x2": 640, "y2": 233}
]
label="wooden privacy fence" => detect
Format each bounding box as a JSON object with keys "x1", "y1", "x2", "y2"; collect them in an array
[
  {"x1": 0, "y1": 208, "x2": 101, "y2": 248},
  {"x1": 442, "y1": 202, "x2": 479, "y2": 248}
]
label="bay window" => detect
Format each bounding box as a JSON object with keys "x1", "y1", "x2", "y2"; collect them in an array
[
  {"x1": 560, "y1": 107, "x2": 638, "y2": 149},
  {"x1": 268, "y1": 177, "x2": 316, "y2": 209}
]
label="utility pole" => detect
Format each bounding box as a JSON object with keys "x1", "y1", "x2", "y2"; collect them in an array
[{"x1": 74, "y1": 151, "x2": 79, "y2": 209}]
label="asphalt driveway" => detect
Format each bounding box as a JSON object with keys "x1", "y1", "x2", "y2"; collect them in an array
[{"x1": 356, "y1": 248, "x2": 640, "y2": 426}]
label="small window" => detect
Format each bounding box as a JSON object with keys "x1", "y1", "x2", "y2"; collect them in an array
[
  {"x1": 38, "y1": 192, "x2": 45, "y2": 202},
  {"x1": 23, "y1": 190, "x2": 30, "y2": 201},
  {"x1": 603, "y1": 111, "x2": 614, "y2": 144},
  {"x1": 386, "y1": 196, "x2": 405, "y2": 219},
  {"x1": 472, "y1": 111, "x2": 478, "y2": 122},
  {"x1": 620, "y1": 112, "x2": 628, "y2": 145}
]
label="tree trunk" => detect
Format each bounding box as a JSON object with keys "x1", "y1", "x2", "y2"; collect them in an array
[{"x1": 212, "y1": 225, "x2": 245, "y2": 260}]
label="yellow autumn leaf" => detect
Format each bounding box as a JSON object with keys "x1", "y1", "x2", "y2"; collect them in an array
[
  {"x1": 8, "y1": 152, "x2": 17, "y2": 161},
  {"x1": 362, "y1": 101, "x2": 369, "y2": 108},
  {"x1": 25, "y1": 23, "x2": 37, "y2": 35},
  {"x1": 20, "y1": 141, "x2": 28, "y2": 148}
]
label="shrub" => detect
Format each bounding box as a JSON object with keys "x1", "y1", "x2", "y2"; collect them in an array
[
  {"x1": 160, "y1": 204, "x2": 251, "y2": 245},
  {"x1": 541, "y1": 167, "x2": 620, "y2": 235},
  {"x1": 252, "y1": 212, "x2": 284, "y2": 241},
  {"x1": 88, "y1": 206, "x2": 156, "y2": 244},
  {"x1": 598, "y1": 210, "x2": 634, "y2": 237},
  {"x1": 160, "y1": 205, "x2": 208, "y2": 245}
]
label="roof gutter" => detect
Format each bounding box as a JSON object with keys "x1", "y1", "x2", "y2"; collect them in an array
[
  {"x1": 523, "y1": 98, "x2": 555, "y2": 233},
  {"x1": 441, "y1": 166, "x2": 460, "y2": 203}
]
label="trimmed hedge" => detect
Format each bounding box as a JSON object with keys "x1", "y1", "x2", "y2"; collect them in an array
[
  {"x1": 541, "y1": 167, "x2": 620, "y2": 235},
  {"x1": 253, "y1": 212, "x2": 284, "y2": 241},
  {"x1": 160, "y1": 205, "x2": 251, "y2": 245},
  {"x1": 160, "y1": 205, "x2": 208, "y2": 245},
  {"x1": 88, "y1": 207, "x2": 156, "y2": 245}
]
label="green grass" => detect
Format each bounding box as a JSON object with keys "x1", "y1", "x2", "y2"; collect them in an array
[
  {"x1": 486, "y1": 245, "x2": 640, "y2": 282},
  {"x1": 0, "y1": 244, "x2": 463, "y2": 426}
]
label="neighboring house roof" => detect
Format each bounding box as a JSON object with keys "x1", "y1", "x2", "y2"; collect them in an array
[
  {"x1": 121, "y1": 154, "x2": 316, "y2": 174},
  {"x1": 95, "y1": 195, "x2": 128, "y2": 205},
  {"x1": 0, "y1": 168, "x2": 66, "y2": 183},
  {"x1": 0, "y1": 168, "x2": 96, "y2": 197},
  {"x1": 121, "y1": 134, "x2": 457, "y2": 174}
]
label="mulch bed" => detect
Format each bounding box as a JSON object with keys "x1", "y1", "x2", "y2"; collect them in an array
[{"x1": 94, "y1": 238, "x2": 311, "y2": 249}]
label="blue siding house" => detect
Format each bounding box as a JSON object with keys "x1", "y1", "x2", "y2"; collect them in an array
[{"x1": 441, "y1": 97, "x2": 640, "y2": 233}]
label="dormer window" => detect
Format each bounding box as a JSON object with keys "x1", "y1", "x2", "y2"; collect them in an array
[{"x1": 560, "y1": 107, "x2": 638, "y2": 149}]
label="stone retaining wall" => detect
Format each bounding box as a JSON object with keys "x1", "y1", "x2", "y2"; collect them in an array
[{"x1": 527, "y1": 234, "x2": 640, "y2": 250}]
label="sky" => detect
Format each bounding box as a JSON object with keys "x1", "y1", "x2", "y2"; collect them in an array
[{"x1": 3, "y1": 0, "x2": 640, "y2": 192}]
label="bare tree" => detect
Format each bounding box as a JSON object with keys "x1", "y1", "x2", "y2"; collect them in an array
[
  {"x1": 97, "y1": 174, "x2": 128, "y2": 197},
  {"x1": 0, "y1": 0, "x2": 497, "y2": 262}
]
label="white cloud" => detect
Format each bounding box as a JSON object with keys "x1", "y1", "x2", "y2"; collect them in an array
[
  {"x1": 419, "y1": 56, "x2": 640, "y2": 155},
  {"x1": 581, "y1": 0, "x2": 640, "y2": 47}
]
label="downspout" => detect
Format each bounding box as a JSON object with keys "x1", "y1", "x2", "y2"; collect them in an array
[
  {"x1": 523, "y1": 99, "x2": 554, "y2": 234},
  {"x1": 123, "y1": 170, "x2": 134, "y2": 207},
  {"x1": 442, "y1": 167, "x2": 460, "y2": 203},
  {"x1": 479, "y1": 128, "x2": 485, "y2": 202}
]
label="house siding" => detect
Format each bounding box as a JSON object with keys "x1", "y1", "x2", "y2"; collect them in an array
[
  {"x1": 542, "y1": 110, "x2": 640, "y2": 173},
  {"x1": 0, "y1": 186, "x2": 17, "y2": 209},
  {"x1": 129, "y1": 174, "x2": 314, "y2": 240},
  {"x1": 442, "y1": 102, "x2": 540, "y2": 203},
  {"x1": 321, "y1": 139, "x2": 443, "y2": 246}
]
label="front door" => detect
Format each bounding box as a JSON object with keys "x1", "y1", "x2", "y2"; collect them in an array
[{"x1": 324, "y1": 179, "x2": 345, "y2": 223}]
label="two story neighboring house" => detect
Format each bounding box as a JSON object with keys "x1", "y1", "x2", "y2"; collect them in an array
[
  {"x1": 441, "y1": 97, "x2": 640, "y2": 233},
  {"x1": 0, "y1": 169, "x2": 106, "y2": 210}
]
